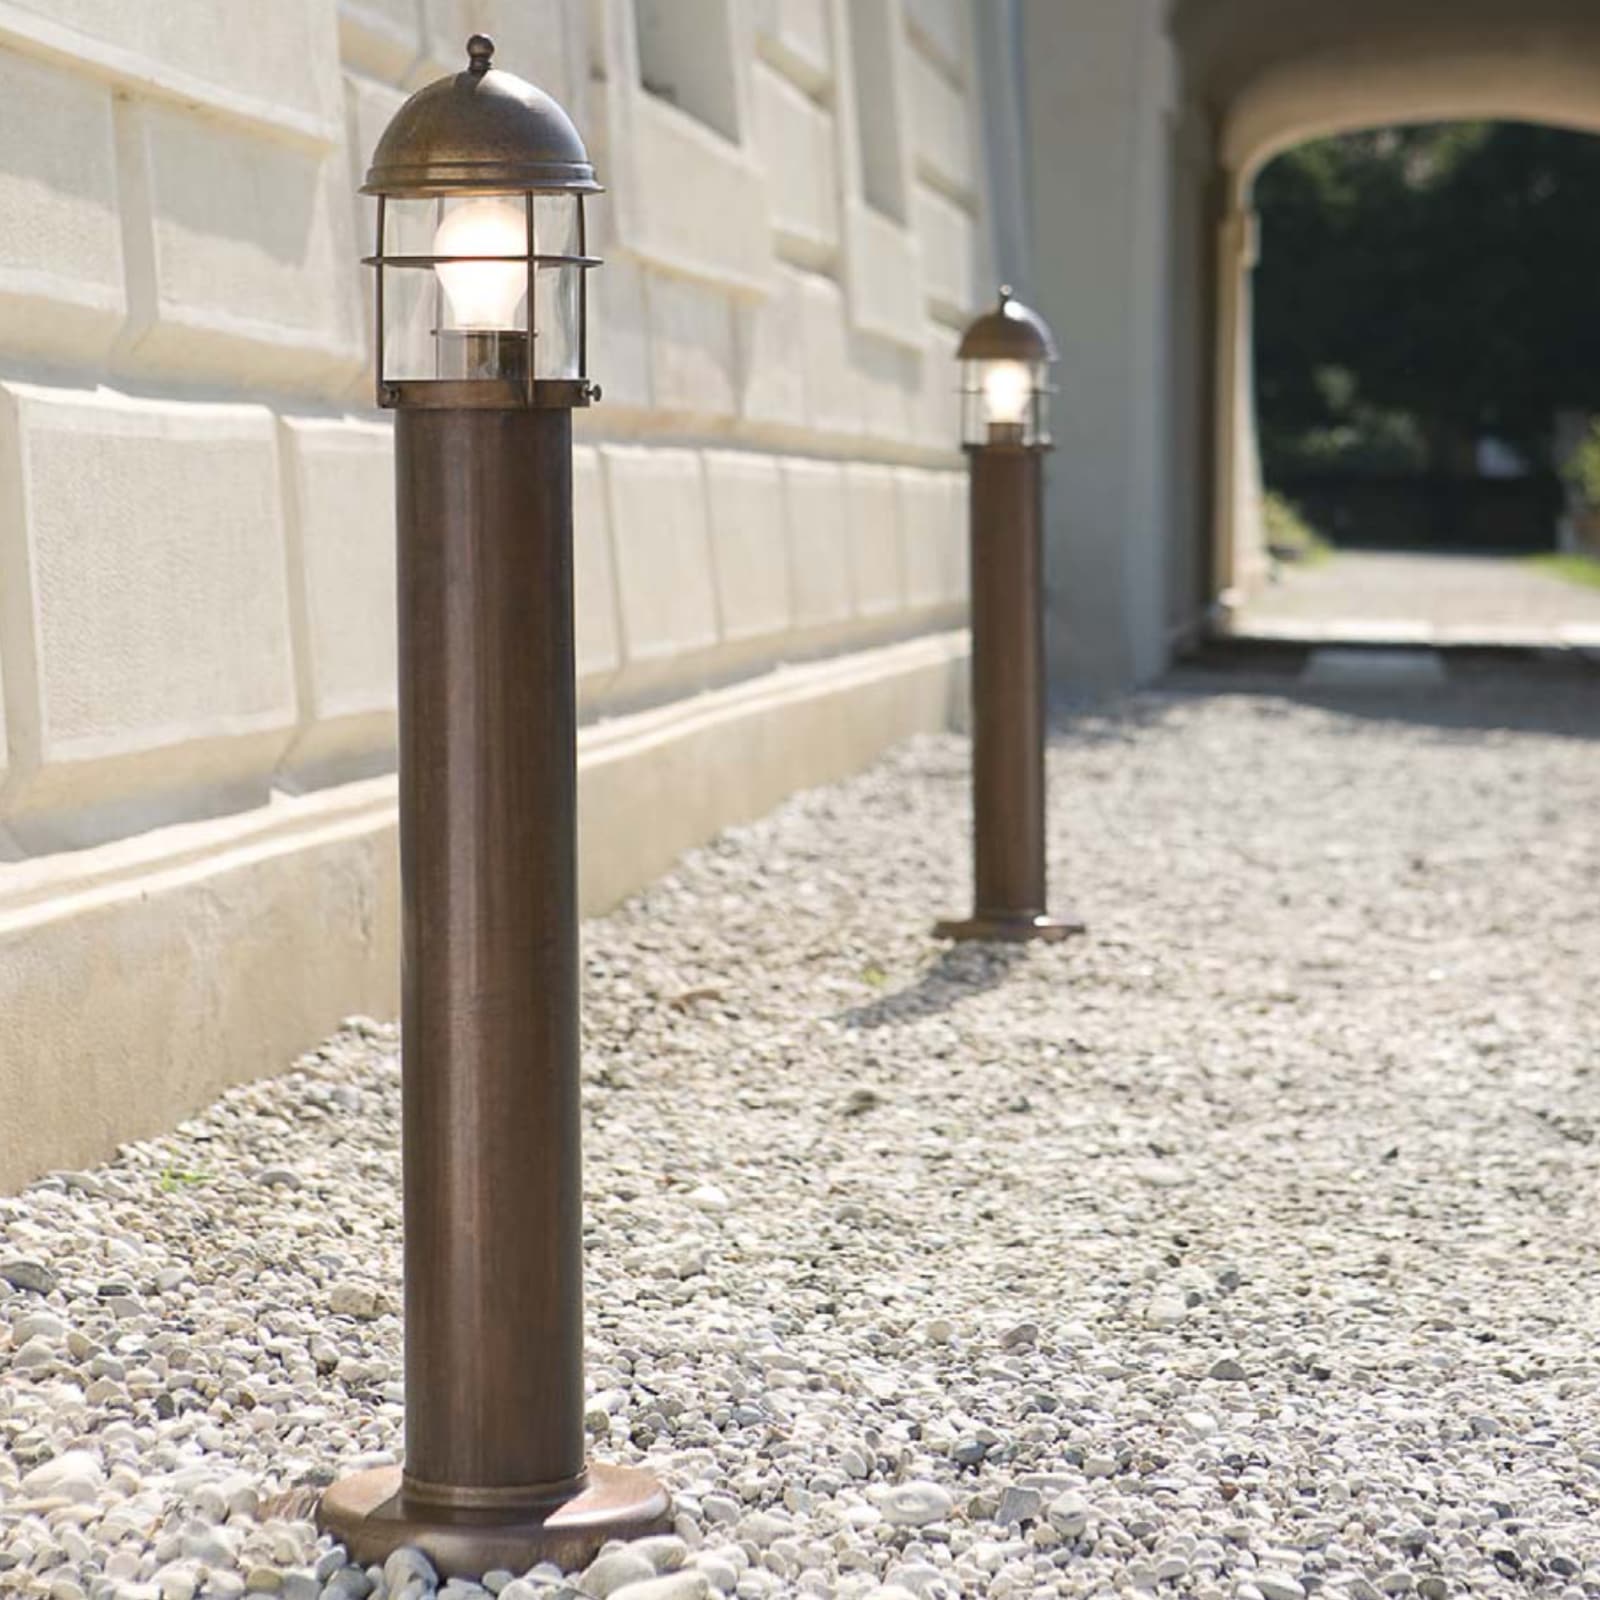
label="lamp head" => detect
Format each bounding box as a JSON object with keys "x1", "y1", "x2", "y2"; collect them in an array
[
  {"x1": 957, "y1": 289, "x2": 1057, "y2": 449},
  {"x1": 362, "y1": 37, "x2": 602, "y2": 408}
]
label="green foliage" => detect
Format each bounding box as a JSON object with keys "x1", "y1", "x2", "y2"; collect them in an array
[
  {"x1": 1561, "y1": 419, "x2": 1600, "y2": 507},
  {"x1": 1273, "y1": 378, "x2": 1429, "y2": 475},
  {"x1": 1262, "y1": 492, "x2": 1331, "y2": 564},
  {"x1": 158, "y1": 1165, "x2": 212, "y2": 1193},
  {"x1": 1255, "y1": 123, "x2": 1600, "y2": 481},
  {"x1": 1528, "y1": 552, "x2": 1600, "y2": 590}
]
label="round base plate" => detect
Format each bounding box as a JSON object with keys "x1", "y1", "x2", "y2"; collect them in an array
[
  {"x1": 933, "y1": 911, "x2": 1086, "y2": 943},
  {"x1": 317, "y1": 1463, "x2": 671, "y2": 1579}
]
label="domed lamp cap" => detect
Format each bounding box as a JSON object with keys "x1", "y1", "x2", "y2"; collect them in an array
[
  {"x1": 957, "y1": 287, "x2": 1058, "y2": 363},
  {"x1": 362, "y1": 34, "x2": 602, "y2": 197}
]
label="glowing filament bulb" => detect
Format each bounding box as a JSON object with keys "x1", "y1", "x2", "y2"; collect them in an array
[
  {"x1": 433, "y1": 198, "x2": 527, "y2": 330},
  {"x1": 982, "y1": 361, "x2": 1033, "y2": 426}
]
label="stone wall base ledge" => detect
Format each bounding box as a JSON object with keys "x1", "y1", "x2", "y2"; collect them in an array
[{"x1": 0, "y1": 630, "x2": 969, "y2": 1192}]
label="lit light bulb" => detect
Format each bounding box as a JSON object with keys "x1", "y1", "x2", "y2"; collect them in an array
[
  {"x1": 433, "y1": 198, "x2": 527, "y2": 330},
  {"x1": 982, "y1": 361, "x2": 1033, "y2": 426}
]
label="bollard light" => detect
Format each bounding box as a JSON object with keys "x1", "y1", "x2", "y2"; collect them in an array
[
  {"x1": 317, "y1": 36, "x2": 670, "y2": 1578},
  {"x1": 936, "y1": 288, "x2": 1086, "y2": 943},
  {"x1": 958, "y1": 288, "x2": 1054, "y2": 449}
]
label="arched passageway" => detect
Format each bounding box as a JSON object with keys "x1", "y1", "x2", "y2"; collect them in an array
[
  {"x1": 1010, "y1": 0, "x2": 1600, "y2": 684},
  {"x1": 1183, "y1": 2, "x2": 1600, "y2": 609}
]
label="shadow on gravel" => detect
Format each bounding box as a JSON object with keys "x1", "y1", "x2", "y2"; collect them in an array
[
  {"x1": 1045, "y1": 693, "x2": 1181, "y2": 745},
  {"x1": 837, "y1": 942, "x2": 1026, "y2": 1031},
  {"x1": 1162, "y1": 646, "x2": 1600, "y2": 743}
]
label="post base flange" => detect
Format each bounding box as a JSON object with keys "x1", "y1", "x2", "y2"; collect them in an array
[
  {"x1": 933, "y1": 911, "x2": 1086, "y2": 943},
  {"x1": 317, "y1": 1463, "x2": 671, "y2": 1579}
]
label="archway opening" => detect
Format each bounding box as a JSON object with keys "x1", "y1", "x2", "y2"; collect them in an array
[{"x1": 1228, "y1": 119, "x2": 1600, "y2": 641}]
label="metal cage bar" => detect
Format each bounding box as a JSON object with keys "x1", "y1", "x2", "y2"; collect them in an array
[
  {"x1": 375, "y1": 195, "x2": 388, "y2": 403},
  {"x1": 360, "y1": 253, "x2": 601, "y2": 268},
  {"x1": 525, "y1": 191, "x2": 536, "y2": 408},
  {"x1": 577, "y1": 198, "x2": 588, "y2": 384}
]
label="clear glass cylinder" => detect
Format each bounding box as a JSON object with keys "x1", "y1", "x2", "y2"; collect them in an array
[
  {"x1": 534, "y1": 262, "x2": 581, "y2": 379},
  {"x1": 373, "y1": 193, "x2": 590, "y2": 392},
  {"x1": 532, "y1": 196, "x2": 582, "y2": 380},
  {"x1": 960, "y1": 358, "x2": 1052, "y2": 447}
]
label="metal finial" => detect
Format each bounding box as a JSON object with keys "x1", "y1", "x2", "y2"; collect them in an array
[
  {"x1": 998, "y1": 285, "x2": 1014, "y2": 306},
  {"x1": 467, "y1": 34, "x2": 495, "y2": 74}
]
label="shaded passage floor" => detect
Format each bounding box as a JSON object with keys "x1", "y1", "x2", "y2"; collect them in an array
[
  {"x1": 2, "y1": 662, "x2": 1599, "y2": 1599},
  {"x1": 1233, "y1": 549, "x2": 1600, "y2": 643}
]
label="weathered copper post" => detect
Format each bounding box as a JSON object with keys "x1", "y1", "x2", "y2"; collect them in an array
[
  {"x1": 936, "y1": 289, "x2": 1086, "y2": 943},
  {"x1": 317, "y1": 35, "x2": 670, "y2": 1577}
]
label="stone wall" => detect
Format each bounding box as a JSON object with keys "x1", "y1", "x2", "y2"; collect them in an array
[{"x1": 0, "y1": 0, "x2": 993, "y2": 1189}]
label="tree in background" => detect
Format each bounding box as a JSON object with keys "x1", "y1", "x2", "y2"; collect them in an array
[{"x1": 1254, "y1": 122, "x2": 1600, "y2": 484}]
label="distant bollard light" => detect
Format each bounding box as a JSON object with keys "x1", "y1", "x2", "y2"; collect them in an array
[
  {"x1": 316, "y1": 35, "x2": 669, "y2": 1579},
  {"x1": 937, "y1": 288, "x2": 1085, "y2": 943},
  {"x1": 958, "y1": 287, "x2": 1054, "y2": 450}
]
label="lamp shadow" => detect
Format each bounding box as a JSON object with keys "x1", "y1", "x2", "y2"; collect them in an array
[
  {"x1": 836, "y1": 940, "x2": 1027, "y2": 1031},
  {"x1": 1168, "y1": 642, "x2": 1600, "y2": 741}
]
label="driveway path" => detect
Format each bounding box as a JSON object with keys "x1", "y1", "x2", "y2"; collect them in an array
[{"x1": 1234, "y1": 549, "x2": 1600, "y2": 644}]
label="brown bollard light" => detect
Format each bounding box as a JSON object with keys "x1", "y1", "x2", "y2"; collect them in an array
[
  {"x1": 316, "y1": 36, "x2": 670, "y2": 1578},
  {"x1": 935, "y1": 289, "x2": 1086, "y2": 944}
]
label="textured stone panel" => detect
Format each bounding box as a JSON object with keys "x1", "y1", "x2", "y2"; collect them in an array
[
  {"x1": 279, "y1": 416, "x2": 397, "y2": 780},
  {"x1": 471, "y1": 0, "x2": 579, "y2": 111},
  {"x1": 583, "y1": 248, "x2": 653, "y2": 417},
  {"x1": 574, "y1": 444, "x2": 622, "y2": 702},
  {"x1": 646, "y1": 270, "x2": 738, "y2": 422},
  {"x1": 914, "y1": 182, "x2": 977, "y2": 321},
  {"x1": 752, "y1": 62, "x2": 839, "y2": 267},
  {"x1": 845, "y1": 463, "x2": 905, "y2": 620},
  {"x1": 600, "y1": 78, "x2": 773, "y2": 296},
  {"x1": 937, "y1": 465, "x2": 969, "y2": 607},
  {"x1": 0, "y1": 384, "x2": 297, "y2": 846},
  {"x1": 781, "y1": 459, "x2": 854, "y2": 640},
  {"x1": 753, "y1": 0, "x2": 832, "y2": 92},
  {"x1": 898, "y1": 465, "x2": 967, "y2": 614},
  {"x1": 704, "y1": 451, "x2": 792, "y2": 661},
  {"x1": 854, "y1": 335, "x2": 918, "y2": 447},
  {"x1": 794, "y1": 272, "x2": 921, "y2": 446},
  {"x1": 913, "y1": 319, "x2": 962, "y2": 447},
  {"x1": 841, "y1": 197, "x2": 926, "y2": 351},
  {"x1": 737, "y1": 265, "x2": 808, "y2": 433},
  {"x1": 120, "y1": 101, "x2": 365, "y2": 391},
  {"x1": 907, "y1": 39, "x2": 972, "y2": 198},
  {"x1": 413, "y1": 0, "x2": 477, "y2": 81},
  {"x1": 798, "y1": 271, "x2": 863, "y2": 439},
  {"x1": 0, "y1": 50, "x2": 124, "y2": 363},
  {"x1": 0, "y1": 0, "x2": 344, "y2": 136},
  {"x1": 904, "y1": 0, "x2": 967, "y2": 78},
  {"x1": 602, "y1": 445, "x2": 720, "y2": 695},
  {"x1": 339, "y1": 0, "x2": 423, "y2": 83}
]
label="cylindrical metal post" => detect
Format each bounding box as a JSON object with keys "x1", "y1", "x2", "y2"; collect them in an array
[
  {"x1": 969, "y1": 446, "x2": 1047, "y2": 918},
  {"x1": 398, "y1": 407, "x2": 585, "y2": 1502},
  {"x1": 319, "y1": 409, "x2": 669, "y2": 1576},
  {"x1": 936, "y1": 445, "x2": 1084, "y2": 942}
]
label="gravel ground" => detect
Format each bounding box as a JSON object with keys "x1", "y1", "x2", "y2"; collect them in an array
[{"x1": 2, "y1": 663, "x2": 1598, "y2": 1600}]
